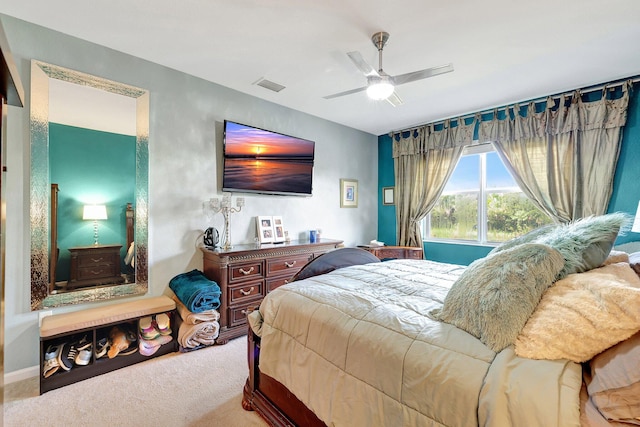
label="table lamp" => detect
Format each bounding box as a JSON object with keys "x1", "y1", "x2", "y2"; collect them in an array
[{"x1": 83, "y1": 204, "x2": 107, "y2": 245}]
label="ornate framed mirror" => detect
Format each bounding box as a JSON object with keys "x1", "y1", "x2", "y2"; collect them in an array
[{"x1": 30, "y1": 60, "x2": 149, "y2": 310}]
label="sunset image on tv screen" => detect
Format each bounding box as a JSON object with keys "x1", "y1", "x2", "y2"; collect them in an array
[{"x1": 222, "y1": 121, "x2": 315, "y2": 195}]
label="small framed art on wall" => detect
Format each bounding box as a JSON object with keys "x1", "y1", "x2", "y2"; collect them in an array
[{"x1": 340, "y1": 179, "x2": 358, "y2": 208}]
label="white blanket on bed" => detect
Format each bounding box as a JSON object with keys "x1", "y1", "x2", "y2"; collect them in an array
[{"x1": 255, "y1": 259, "x2": 582, "y2": 427}]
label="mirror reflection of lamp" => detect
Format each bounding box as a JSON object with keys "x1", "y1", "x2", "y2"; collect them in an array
[{"x1": 83, "y1": 204, "x2": 107, "y2": 245}]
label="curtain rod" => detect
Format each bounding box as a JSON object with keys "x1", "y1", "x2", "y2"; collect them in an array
[{"x1": 389, "y1": 75, "x2": 640, "y2": 137}]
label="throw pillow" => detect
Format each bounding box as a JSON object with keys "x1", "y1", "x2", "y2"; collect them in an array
[
  {"x1": 585, "y1": 331, "x2": 640, "y2": 423},
  {"x1": 515, "y1": 262, "x2": 640, "y2": 363},
  {"x1": 430, "y1": 243, "x2": 564, "y2": 352},
  {"x1": 535, "y1": 212, "x2": 631, "y2": 279},
  {"x1": 488, "y1": 223, "x2": 558, "y2": 255}
]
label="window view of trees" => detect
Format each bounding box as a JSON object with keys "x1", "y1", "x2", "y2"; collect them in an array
[{"x1": 425, "y1": 146, "x2": 553, "y2": 243}]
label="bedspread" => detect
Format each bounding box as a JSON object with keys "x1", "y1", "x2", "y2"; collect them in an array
[{"x1": 254, "y1": 259, "x2": 582, "y2": 427}]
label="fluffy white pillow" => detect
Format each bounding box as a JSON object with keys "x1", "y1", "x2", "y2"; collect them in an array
[{"x1": 515, "y1": 262, "x2": 640, "y2": 363}]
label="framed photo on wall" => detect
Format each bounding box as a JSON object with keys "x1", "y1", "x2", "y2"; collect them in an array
[
  {"x1": 272, "y1": 215, "x2": 286, "y2": 243},
  {"x1": 340, "y1": 179, "x2": 358, "y2": 208},
  {"x1": 256, "y1": 216, "x2": 275, "y2": 244},
  {"x1": 382, "y1": 186, "x2": 395, "y2": 205}
]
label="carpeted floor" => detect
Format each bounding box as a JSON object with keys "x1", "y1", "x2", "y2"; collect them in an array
[{"x1": 3, "y1": 337, "x2": 267, "y2": 427}]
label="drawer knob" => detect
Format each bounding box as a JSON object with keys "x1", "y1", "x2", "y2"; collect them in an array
[
  {"x1": 284, "y1": 261, "x2": 296, "y2": 268},
  {"x1": 91, "y1": 257, "x2": 105, "y2": 263},
  {"x1": 239, "y1": 267, "x2": 255, "y2": 275},
  {"x1": 239, "y1": 287, "x2": 254, "y2": 296}
]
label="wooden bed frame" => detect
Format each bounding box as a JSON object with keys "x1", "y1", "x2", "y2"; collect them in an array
[
  {"x1": 241, "y1": 248, "x2": 381, "y2": 426},
  {"x1": 242, "y1": 327, "x2": 326, "y2": 427}
]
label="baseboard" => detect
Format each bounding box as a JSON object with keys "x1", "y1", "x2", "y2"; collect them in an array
[{"x1": 4, "y1": 365, "x2": 39, "y2": 384}]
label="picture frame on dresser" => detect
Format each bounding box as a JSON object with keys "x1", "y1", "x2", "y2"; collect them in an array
[
  {"x1": 256, "y1": 216, "x2": 275, "y2": 243},
  {"x1": 272, "y1": 216, "x2": 286, "y2": 243}
]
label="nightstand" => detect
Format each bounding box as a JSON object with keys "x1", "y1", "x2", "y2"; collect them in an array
[
  {"x1": 360, "y1": 245, "x2": 424, "y2": 260},
  {"x1": 67, "y1": 244, "x2": 124, "y2": 289}
]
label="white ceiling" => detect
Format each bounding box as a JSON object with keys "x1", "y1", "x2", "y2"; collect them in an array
[{"x1": 3, "y1": 0, "x2": 640, "y2": 136}]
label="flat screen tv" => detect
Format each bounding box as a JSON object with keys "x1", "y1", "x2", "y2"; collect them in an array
[{"x1": 222, "y1": 120, "x2": 315, "y2": 196}]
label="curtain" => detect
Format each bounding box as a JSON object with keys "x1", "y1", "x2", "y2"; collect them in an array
[
  {"x1": 393, "y1": 118, "x2": 475, "y2": 246},
  {"x1": 479, "y1": 83, "x2": 631, "y2": 223}
]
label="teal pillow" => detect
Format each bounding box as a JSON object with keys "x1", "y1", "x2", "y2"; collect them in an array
[
  {"x1": 489, "y1": 223, "x2": 558, "y2": 255},
  {"x1": 430, "y1": 243, "x2": 564, "y2": 352},
  {"x1": 535, "y1": 212, "x2": 631, "y2": 279}
]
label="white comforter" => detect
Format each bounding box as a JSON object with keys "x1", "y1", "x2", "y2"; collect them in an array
[{"x1": 253, "y1": 259, "x2": 582, "y2": 427}]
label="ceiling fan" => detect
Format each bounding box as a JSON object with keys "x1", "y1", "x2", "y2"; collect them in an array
[{"x1": 324, "y1": 31, "x2": 454, "y2": 106}]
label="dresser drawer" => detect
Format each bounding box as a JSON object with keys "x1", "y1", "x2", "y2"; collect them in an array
[
  {"x1": 266, "y1": 276, "x2": 293, "y2": 293},
  {"x1": 77, "y1": 255, "x2": 116, "y2": 267},
  {"x1": 228, "y1": 301, "x2": 261, "y2": 328},
  {"x1": 228, "y1": 281, "x2": 264, "y2": 305},
  {"x1": 266, "y1": 253, "x2": 312, "y2": 277},
  {"x1": 77, "y1": 265, "x2": 118, "y2": 281},
  {"x1": 229, "y1": 261, "x2": 264, "y2": 283}
]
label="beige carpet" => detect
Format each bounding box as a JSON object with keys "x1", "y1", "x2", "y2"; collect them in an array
[{"x1": 3, "y1": 337, "x2": 267, "y2": 427}]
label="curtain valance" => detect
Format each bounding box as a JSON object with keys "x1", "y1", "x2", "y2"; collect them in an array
[{"x1": 392, "y1": 117, "x2": 476, "y2": 158}]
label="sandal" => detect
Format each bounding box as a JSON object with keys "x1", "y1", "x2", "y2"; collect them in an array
[
  {"x1": 43, "y1": 358, "x2": 59, "y2": 378},
  {"x1": 155, "y1": 313, "x2": 172, "y2": 336},
  {"x1": 139, "y1": 316, "x2": 159, "y2": 340},
  {"x1": 42, "y1": 344, "x2": 62, "y2": 378}
]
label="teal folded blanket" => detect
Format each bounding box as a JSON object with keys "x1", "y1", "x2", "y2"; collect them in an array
[{"x1": 169, "y1": 269, "x2": 221, "y2": 313}]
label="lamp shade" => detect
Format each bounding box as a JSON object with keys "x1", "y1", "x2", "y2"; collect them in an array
[
  {"x1": 83, "y1": 204, "x2": 107, "y2": 220},
  {"x1": 632, "y1": 201, "x2": 640, "y2": 233}
]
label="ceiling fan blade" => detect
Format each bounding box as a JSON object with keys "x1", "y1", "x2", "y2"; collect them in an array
[
  {"x1": 323, "y1": 85, "x2": 367, "y2": 100},
  {"x1": 393, "y1": 63, "x2": 454, "y2": 86},
  {"x1": 347, "y1": 51, "x2": 379, "y2": 77},
  {"x1": 386, "y1": 91, "x2": 403, "y2": 107}
]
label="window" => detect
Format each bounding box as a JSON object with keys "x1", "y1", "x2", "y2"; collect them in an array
[{"x1": 423, "y1": 144, "x2": 552, "y2": 244}]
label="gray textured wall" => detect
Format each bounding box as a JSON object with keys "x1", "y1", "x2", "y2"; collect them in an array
[{"x1": 1, "y1": 14, "x2": 377, "y2": 375}]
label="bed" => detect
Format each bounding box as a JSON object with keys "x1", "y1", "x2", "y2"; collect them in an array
[{"x1": 242, "y1": 214, "x2": 640, "y2": 426}]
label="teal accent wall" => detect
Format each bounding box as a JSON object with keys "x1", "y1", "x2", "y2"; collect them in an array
[
  {"x1": 378, "y1": 82, "x2": 640, "y2": 265},
  {"x1": 377, "y1": 136, "x2": 396, "y2": 245},
  {"x1": 49, "y1": 123, "x2": 136, "y2": 281}
]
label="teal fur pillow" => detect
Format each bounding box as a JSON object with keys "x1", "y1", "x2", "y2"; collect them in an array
[
  {"x1": 489, "y1": 223, "x2": 558, "y2": 255},
  {"x1": 535, "y1": 212, "x2": 631, "y2": 280},
  {"x1": 430, "y1": 243, "x2": 564, "y2": 352}
]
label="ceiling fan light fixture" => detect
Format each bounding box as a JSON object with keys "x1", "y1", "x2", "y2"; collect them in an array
[{"x1": 366, "y1": 76, "x2": 394, "y2": 100}]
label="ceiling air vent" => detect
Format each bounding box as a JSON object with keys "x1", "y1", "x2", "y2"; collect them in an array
[{"x1": 254, "y1": 78, "x2": 286, "y2": 93}]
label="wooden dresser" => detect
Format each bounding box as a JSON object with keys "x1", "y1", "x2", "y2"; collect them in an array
[
  {"x1": 360, "y1": 245, "x2": 424, "y2": 260},
  {"x1": 201, "y1": 238, "x2": 343, "y2": 344},
  {"x1": 67, "y1": 244, "x2": 124, "y2": 290}
]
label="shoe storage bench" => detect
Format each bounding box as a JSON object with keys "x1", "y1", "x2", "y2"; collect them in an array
[{"x1": 39, "y1": 296, "x2": 178, "y2": 394}]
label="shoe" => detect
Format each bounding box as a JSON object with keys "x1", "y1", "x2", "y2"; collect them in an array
[
  {"x1": 155, "y1": 313, "x2": 172, "y2": 336},
  {"x1": 76, "y1": 335, "x2": 91, "y2": 351},
  {"x1": 139, "y1": 335, "x2": 173, "y2": 356},
  {"x1": 44, "y1": 343, "x2": 61, "y2": 360},
  {"x1": 95, "y1": 337, "x2": 109, "y2": 359},
  {"x1": 57, "y1": 342, "x2": 77, "y2": 371},
  {"x1": 139, "y1": 316, "x2": 159, "y2": 340},
  {"x1": 43, "y1": 344, "x2": 62, "y2": 378},
  {"x1": 75, "y1": 345, "x2": 92, "y2": 366},
  {"x1": 117, "y1": 344, "x2": 138, "y2": 357}
]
